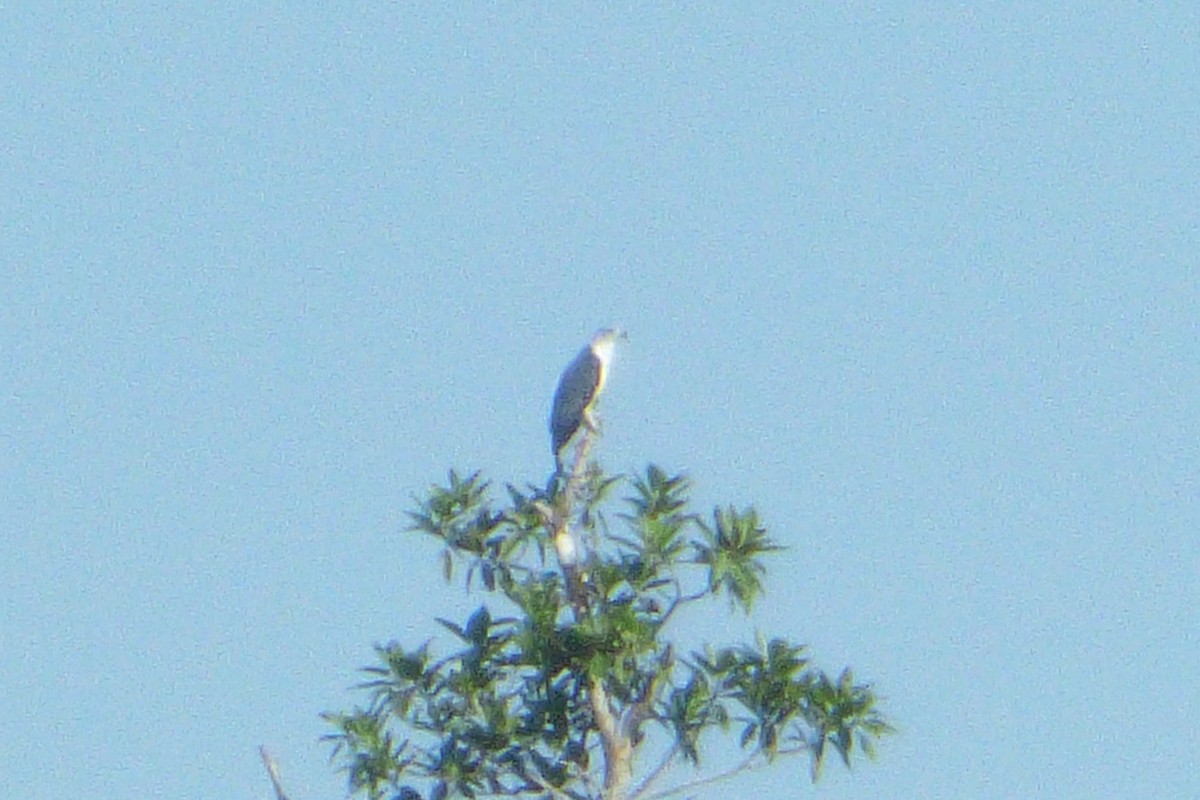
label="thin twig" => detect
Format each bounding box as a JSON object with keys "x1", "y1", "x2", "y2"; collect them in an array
[
  {"x1": 627, "y1": 743, "x2": 678, "y2": 800},
  {"x1": 638, "y1": 747, "x2": 807, "y2": 800},
  {"x1": 638, "y1": 753, "x2": 758, "y2": 800},
  {"x1": 657, "y1": 582, "x2": 708, "y2": 632},
  {"x1": 259, "y1": 746, "x2": 291, "y2": 800}
]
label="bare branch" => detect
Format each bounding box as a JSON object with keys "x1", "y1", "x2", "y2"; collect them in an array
[
  {"x1": 639, "y1": 754, "x2": 757, "y2": 800},
  {"x1": 639, "y1": 747, "x2": 808, "y2": 800},
  {"x1": 259, "y1": 746, "x2": 291, "y2": 800},
  {"x1": 655, "y1": 580, "x2": 709, "y2": 635},
  {"x1": 551, "y1": 429, "x2": 602, "y2": 611},
  {"x1": 627, "y1": 743, "x2": 678, "y2": 800}
]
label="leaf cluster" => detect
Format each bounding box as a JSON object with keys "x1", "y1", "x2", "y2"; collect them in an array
[{"x1": 324, "y1": 466, "x2": 890, "y2": 800}]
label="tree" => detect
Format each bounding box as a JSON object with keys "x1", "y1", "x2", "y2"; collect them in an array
[{"x1": 323, "y1": 436, "x2": 891, "y2": 800}]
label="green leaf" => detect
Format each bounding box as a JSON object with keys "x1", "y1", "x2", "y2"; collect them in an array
[
  {"x1": 692, "y1": 505, "x2": 781, "y2": 612},
  {"x1": 327, "y1": 463, "x2": 890, "y2": 798},
  {"x1": 436, "y1": 617, "x2": 466, "y2": 641}
]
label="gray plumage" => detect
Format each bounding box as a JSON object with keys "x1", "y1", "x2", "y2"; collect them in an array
[{"x1": 550, "y1": 328, "x2": 622, "y2": 469}]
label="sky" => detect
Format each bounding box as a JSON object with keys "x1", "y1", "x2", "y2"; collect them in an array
[{"x1": 2, "y1": 4, "x2": 1197, "y2": 799}]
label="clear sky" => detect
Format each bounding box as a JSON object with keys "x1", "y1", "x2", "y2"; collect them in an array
[{"x1": 3, "y1": 5, "x2": 1197, "y2": 799}]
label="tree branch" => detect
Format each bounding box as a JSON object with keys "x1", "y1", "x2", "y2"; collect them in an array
[
  {"x1": 657, "y1": 582, "x2": 708, "y2": 633},
  {"x1": 627, "y1": 743, "x2": 678, "y2": 800},
  {"x1": 591, "y1": 675, "x2": 633, "y2": 800},
  {"x1": 638, "y1": 747, "x2": 808, "y2": 800},
  {"x1": 552, "y1": 429, "x2": 598, "y2": 612},
  {"x1": 259, "y1": 747, "x2": 291, "y2": 800},
  {"x1": 639, "y1": 753, "x2": 757, "y2": 800}
]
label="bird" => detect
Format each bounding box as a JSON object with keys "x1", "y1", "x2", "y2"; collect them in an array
[{"x1": 550, "y1": 327, "x2": 624, "y2": 473}]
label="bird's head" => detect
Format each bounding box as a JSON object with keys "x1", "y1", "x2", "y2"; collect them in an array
[{"x1": 589, "y1": 327, "x2": 626, "y2": 362}]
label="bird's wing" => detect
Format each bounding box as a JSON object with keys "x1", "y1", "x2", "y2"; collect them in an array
[{"x1": 550, "y1": 347, "x2": 602, "y2": 454}]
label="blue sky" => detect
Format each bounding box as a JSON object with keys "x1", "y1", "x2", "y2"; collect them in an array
[{"x1": 3, "y1": 5, "x2": 1197, "y2": 799}]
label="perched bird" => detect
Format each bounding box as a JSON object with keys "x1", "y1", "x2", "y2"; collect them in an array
[{"x1": 550, "y1": 327, "x2": 624, "y2": 472}]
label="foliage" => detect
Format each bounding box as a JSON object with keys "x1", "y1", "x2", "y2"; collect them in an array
[{"x1": 324, "y1": 465, "x2": 891, "y2": 800}]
